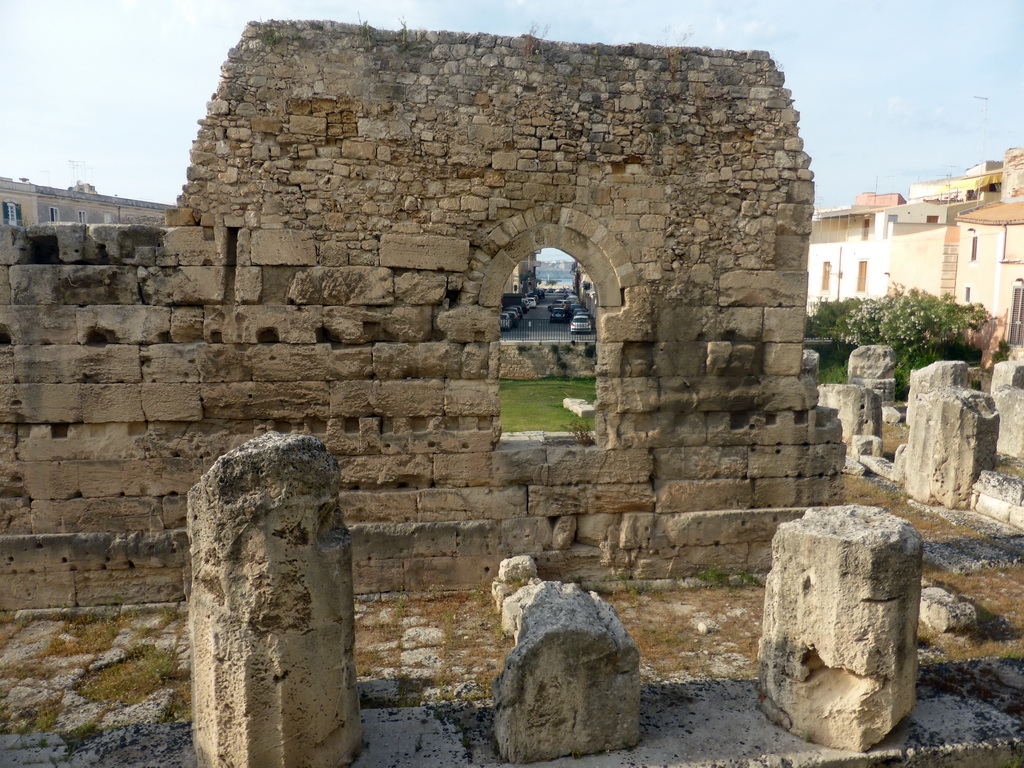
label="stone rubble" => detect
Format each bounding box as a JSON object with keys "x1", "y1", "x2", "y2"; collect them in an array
[{"x1": 492, "y1": 581, "x2": 640, "y2": 763}]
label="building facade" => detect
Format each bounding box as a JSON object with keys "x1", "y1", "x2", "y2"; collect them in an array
[{"x1": 0, "y1": 177, "x2": 171, "y2": 227}]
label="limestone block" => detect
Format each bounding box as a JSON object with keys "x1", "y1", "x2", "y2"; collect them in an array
[
  {"x1": 162, "y1": 225, "x2": 221, "y2": 264},
  {"x1": 77, "y1": 306, "x2": 171, "y2": 345},
  {"x1": 991, "y1": 360, "x2": 1024, "y2": 391},
  {"x1": 188, "y1": 433, "x2": 361, "y2": 768},
  {"x1": 655, "y1": 479, "x2": 753, "y2": 513},
  {"x1": 919, "y1": 587, "x2": 977, "y2": 634},
  {"x1": 142, "y1": 383, "x2": 204, "y2": 421},
  {"x1": 851, "y1": 435, "x2": 882, "y2": 460},
  {"x1": 287, "y1": 266, "x2": 394, "y2": 306},
  {"x1": 322, "y1": 306, "x2": 432, "y2": 344},
  {"x1": 394, "y1": 270, "x2": 447, "y2": 304},
  {"x1": 817, "y1": 383, "x2": 881, "y2": 444},
  {"x1": 204, "y1": 306, "x2": 322, "y2": 344},
  {"x1": 882, "y1": 406, "x2": 903, "y2": 425},
  {"x1": 993, "y1": 386, "x2": 1024, "y2": 459},
  {"x1": 759, "y1": 505, "x2": 922, "y2": 752},
  {"x1": 500, "y1": 517, "x2": 552, "y2": 552},
  {"x1": 434, "y1": 304, "x2": 498, "y2": 343},
  {"x1": 14, "y1": 345, "x2": 142, "y2": 384},
  {"x1": 202, "y1": 382, "x2": 330, "y2": 421},
  {"x1": 250, "y1": 229, "x2": 317, "y2": 266},
  {"x1": 906, "y1": 361, "x2": 968, "y2": 429},
  {"x1": 372, "y1": 342, "x2": 460, "y2": 379},
  {"x1": 138, "y1": 266, "x2": 228, "y2": 305},
  {"x1": 719, "y1": 271, "x2": 806, "y2": 307},
  {"x1": 493, "y1": 582, "x2": 640, "y2": 763},
  {"x1": 371, "y1": 379, "x2": 444, "y2": 417},
  {"x1": 972, "y1": 470, "x2": 1024, "y2": 528},
  {"x1": 848, "y1": 345, "x2": 896, "y2": 380},
  {"x1": 904, "y1": 387, "x2": 998, "y2": 509},
  {"x1": 763, "y1": 307, "x2": 805, "y2": 343},
  {"x1": 337, "y1": 454, "x2": 433, "y2": 489},
  {"x1": 562, "y1": 397, "x2": 596, "y2": 418},
  {"x1": 379, "y1": 233, "x2": 469, "y2": 272},
  {"x1": 763, "y1": 343, "x2": 803, "y2": 376},
  {"x1": 892, "y1": 444, "x2": 908, "y2": 484},
  {"x1": 248, "y1": 344, "x2": 330, "y2": 382},
  {"x1": 654, "y1": 446, "x2": 749, "y2": 480},
  {"x1": 542, "y1": 447, "x2": 653, "y2": 485}
]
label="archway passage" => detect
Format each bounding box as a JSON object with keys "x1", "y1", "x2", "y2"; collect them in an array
[{"x1": 478, "y1": 208, "x2": 636, "y2": 310}]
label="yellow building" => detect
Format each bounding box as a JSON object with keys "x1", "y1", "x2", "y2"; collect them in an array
[{"x1": 0, "y1": 177, "x2": 170, "y2": 226}]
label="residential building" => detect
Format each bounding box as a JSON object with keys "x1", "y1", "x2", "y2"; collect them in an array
[
  {"x1": 951, "y1": 148, "x2": 1024, "y2": 355},
  {"x1": 0, "y1": 177, "x2": 171, "y2": 227},
  {"x1": 807, "y1": 161, "x2": 1004, "y2": 310}
]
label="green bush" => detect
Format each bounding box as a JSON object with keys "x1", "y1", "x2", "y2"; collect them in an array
[{"x1": 806, "y1": 289, "x2": 989, "y2": 400}]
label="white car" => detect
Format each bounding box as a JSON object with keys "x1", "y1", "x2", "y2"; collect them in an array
[{"x1": 522, "y1": 296, "x2": 537, "y2": 309}]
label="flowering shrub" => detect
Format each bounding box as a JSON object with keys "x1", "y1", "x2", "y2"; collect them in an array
[{"x1": 807, "y1": 288, "x2": 989, "y2": 398}]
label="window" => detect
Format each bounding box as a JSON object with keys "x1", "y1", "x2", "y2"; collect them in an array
[
  {"x1": 821, "y1": 262, "x2": 831, "y2": 292},
  {"x1": 970, "y1": 235, "x2": 978, "y2": 262},
  {"x1": 1010, "y1": 284, "x2": 1024, "y2": 346},
  {"x1": 964, "y1": 286, "x2": 972, "y2": 303},
  {"x1": 78, "y1": 210, "x2": 87, "y2": 224},
  {"x1": 2, "y1": 201, "x2": 22, "y2": 226},
  {"x1": 861, "y1": 219, "x2": 870, "y2": 240},
  {"x1": 49, "y1": 207, "x2": 59, "y2": 222},
  {"x1": 857, "y1": 261, "x2": 868, "y2": 293},
  {"x1": 926, "y1": 215, "x2": 939, "y2": 224}
]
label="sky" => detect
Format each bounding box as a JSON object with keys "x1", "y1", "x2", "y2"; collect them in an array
[{"x1": 2, "y1": 0, "x2": 1022, "y2": 210}]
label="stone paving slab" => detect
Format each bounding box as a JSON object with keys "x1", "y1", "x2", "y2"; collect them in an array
[{"x1": 9, "y1": 663, "x2": 1021, "y2": 767}]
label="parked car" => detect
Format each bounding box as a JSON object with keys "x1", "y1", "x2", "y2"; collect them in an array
[
  {"x1": 522, "y1": 296, "x2": 537, "y2": 309},
  {"x1": 550, "y1": 308, "x2": 569, "y2": 323},
  {"x1": 500, "y1": 311, "x2": 518, "y2": 329},
  {"x1": 507, "y1": 305, "x2": 523, "y2": 320},
  {"x1": 570, "y1": 315, "x2": 593, "y2": 333}
]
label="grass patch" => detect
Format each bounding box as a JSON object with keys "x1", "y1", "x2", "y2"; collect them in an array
[
  {"x1": 46, "y1": 615, "x2": 122, "y2": 657},
  {"x1": 499, "y1": 377, "x2": 596, "y2": 432},
  {"x1": 78, "y1": 644, "x2": 183, "y2": 705}
]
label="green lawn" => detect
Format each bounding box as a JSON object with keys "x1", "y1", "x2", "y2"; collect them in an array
[{"x1": 499, "y1": 377, "x2": 597, "y2": 432}]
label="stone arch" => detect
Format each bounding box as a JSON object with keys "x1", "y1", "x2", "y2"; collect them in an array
[{"x1": 477, "y1": 207, "x2": 637, "y2": 309}]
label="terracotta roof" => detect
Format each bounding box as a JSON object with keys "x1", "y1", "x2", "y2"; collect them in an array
[{"x1": 958, "y1": 201, "x2": 1024, "y2": 225}]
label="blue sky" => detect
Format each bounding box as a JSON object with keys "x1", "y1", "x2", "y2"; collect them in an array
[{"x1": 2, "y1": 0, "x2": 1021, "y2": 209}]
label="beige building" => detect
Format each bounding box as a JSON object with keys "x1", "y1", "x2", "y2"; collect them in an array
[
  {"x1": 0, "y1": 177, "x2": 171, "y2": 226},
  {"x1": 807, "y1": 161, "x2": 1005, "y2": 310}
]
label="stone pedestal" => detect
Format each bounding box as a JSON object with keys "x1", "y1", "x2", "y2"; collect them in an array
[
  {"x1": 758, "y1": 505, "x2": 922, "y2": 752},
  {"x1": 904, "y1": 387, "x2": 998, "y2": 509},
  {"x1": 188, "y1": 432, "x2": 361, "y2": 768},
  {"x1": 493, "y1": 581, "x2": 639, "y2": 763},
  {"x1": 906, "y1": 361, "x2": 968, "y2": 429},
  {"x1": 818, "y1": 384, "x2": 881, "y2": 445},
  {"x1": 848, "y1": 345, "x2": 897, "y2": 405}
]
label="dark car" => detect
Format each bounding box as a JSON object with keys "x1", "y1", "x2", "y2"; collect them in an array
[{"x1": 550, "y1": 307, "x2": 569, "y2": 323}]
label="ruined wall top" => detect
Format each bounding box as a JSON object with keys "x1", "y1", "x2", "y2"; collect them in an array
[{"x1": 179, "y1": 21, "x2": 813, "y2": 310}]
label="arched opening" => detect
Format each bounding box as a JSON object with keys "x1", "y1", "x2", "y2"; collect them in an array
[
  {"x1": 478, "y1": 206, "x2": 631, "y2": 447},
  {"x1": 496, "y1": 248, "x2": 599, "y2": 440}
]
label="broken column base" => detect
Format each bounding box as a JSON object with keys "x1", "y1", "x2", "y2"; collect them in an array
[
  {"x1": 493, "y1": 581, "x2": 639, "y2": 763},
  {"x1": 758, "y1": 505, "x2": 923, "y2": 752}
]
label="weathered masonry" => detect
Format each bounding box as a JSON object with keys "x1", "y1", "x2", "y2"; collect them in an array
[{"x1": 0, "y1": 22, "x2": 842, "y2": 609}]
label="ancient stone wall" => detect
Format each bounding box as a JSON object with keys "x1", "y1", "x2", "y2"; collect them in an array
[
  {"x1": 0, "y1": 22, "x2": 842, "y2": 608},
  {"x1": 498, "y1": 342, "x2": 596, "y2": 379}
]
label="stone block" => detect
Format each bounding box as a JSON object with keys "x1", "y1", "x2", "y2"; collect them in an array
[
  {"x1": 991, "y1": 360, "x2": 1024, "y2": 391},
  {"x1": 655, "y1": 479, "x2": 753, "y2": 513},
  {"x1": 493, "y1": 582, "x2": 639, "y2": 763},
  {"x1": 919, "y1": 586, "x2": 977, "y2": 634},
  {"x1": 904, "y1": 387, "x2": 998, "y2": 509},
  {"x1": 759, "y1": 505, "x2": 922, "y2": 752},
  {"x1": 161, "y1": 224, "x2": 220, "y2": 264},
  {"x1": 379, "y1": 233, "x2": 469, "y2": 272},
  {"x1": 993, "y1": 386, "x2": 1024, "y2": 459},
  {"x1": 847, "y1": 345, "x2": 896, "y2": 380},
  {"x1": 719, "y1": 271, "x2": 806, "y2": 307},
  {"x1": 906, "y1": 360, "x2": 968, "y2": 429},
  {"x1": 287, "y1": 266, "x2": 394, "y2": 306},
  {"x1": 817, "y1": 383, "x2": 881, "y2": 444},
  {"x1": 188, "y1": 433, "x2": 361, "y2": 768},
  {"x1": 250, "y1": 229, "x2": 317, "y2": 266}
]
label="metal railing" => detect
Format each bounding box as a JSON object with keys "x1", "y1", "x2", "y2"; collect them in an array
[{"x1": 500, "y1": 319, "x2": 596, "y2": 343}]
